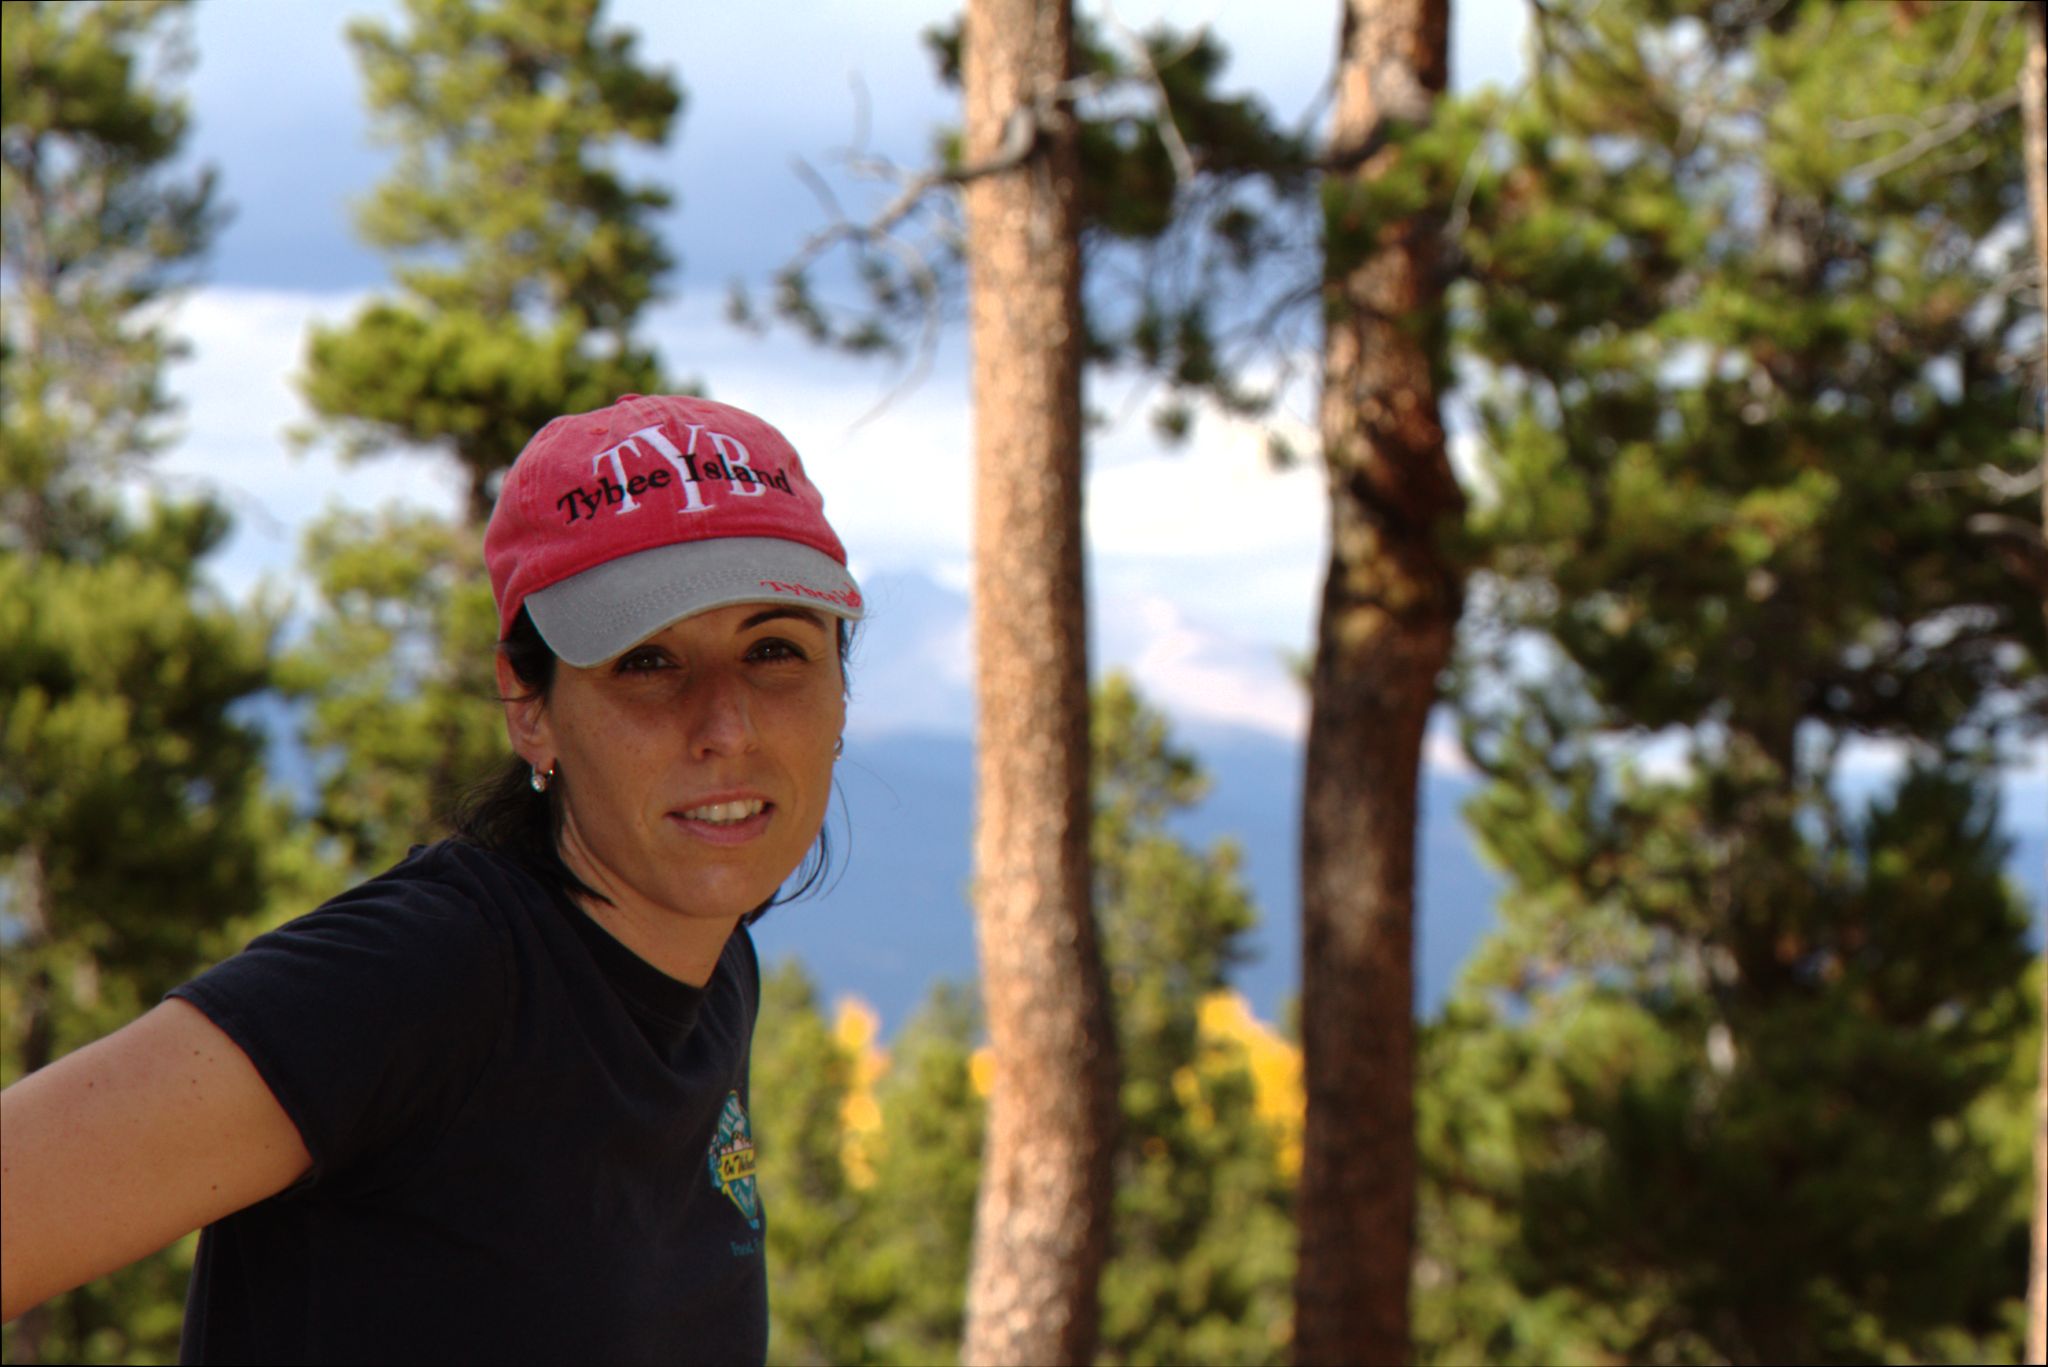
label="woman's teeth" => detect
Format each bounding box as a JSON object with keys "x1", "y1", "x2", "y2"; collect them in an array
[{"x1": 681, "y1": 799, "x2": 766, "y2": 824}]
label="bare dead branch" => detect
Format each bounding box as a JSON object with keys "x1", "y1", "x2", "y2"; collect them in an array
[
  {"x1": 762, "y1": 58, "x2": 1094, "y2": 424},
  {"x1": 778, "y1": 150, "x2": 948, "y2": 415},
  {"x1": 844, "y1": 230, "x2": 946, "y2": 430},
  {"x1": 1102, "y1": 3, "x2": 1203, "y2": 186},
  {"x1": 1839, "y1": 90, "x2": 2021, "y2": 184},
  {"x1": 789, "y1": 67, "x2": 1062, "y2": 285},
  {"x1": 1911, "y1": 463, "x2": 2045, "y2": 501},
  {"x1": 831, "y1": 103, "x2": 1039, "y2": 248},
  {"x1": 846, "y1": 72, "x2": 874, "y2": 160},
  {"x1": 1935, "y1": 0, "x2": 1991, "y2": 83},
  {"x1": 789, "y1": 156, "x2": 852, "y2": 232},
  {"x1": 1965, "y1": 511, "x2": 2048, "y2": 593},
  {"x1": 1447, "y1": 77, "x2": 1537, "y2": 254}
]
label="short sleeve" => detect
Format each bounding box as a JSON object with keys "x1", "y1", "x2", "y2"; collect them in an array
[{"x1": 169, "y1": 854, "x2": 513, "y2": 1192}]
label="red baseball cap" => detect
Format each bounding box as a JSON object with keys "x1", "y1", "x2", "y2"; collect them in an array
[{"x1": 484, "y1": 394, "x2": 864, "y2": 667}]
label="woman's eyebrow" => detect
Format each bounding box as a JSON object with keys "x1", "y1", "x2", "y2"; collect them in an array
[{"x1": 737, "y1": 606, "x2": 829, "y2": 633}]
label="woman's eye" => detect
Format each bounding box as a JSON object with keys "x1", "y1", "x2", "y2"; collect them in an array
[
  {"x1": 616, "y1": 649, "x2": 670, "y2": 673},
  {"x1": 748, "y1": 637, "x2": 809, "y2": 663}
]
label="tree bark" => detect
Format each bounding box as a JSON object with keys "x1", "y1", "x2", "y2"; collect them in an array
[
  {"x1": 2020, "y1": 5, "x2": 2047, "y2": 1361},
  {"x1": 957, "y1": 2, "x2": 1117, "y2": 1363},
  {"x1": 1296, "y1": 2, "x2": 1460, "y2": 1364}
]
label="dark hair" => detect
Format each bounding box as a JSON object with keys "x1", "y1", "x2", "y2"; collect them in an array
[{"x1": 448, "y1": 605, "x2": 852, "y2": 924}]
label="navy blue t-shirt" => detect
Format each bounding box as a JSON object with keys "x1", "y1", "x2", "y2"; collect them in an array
[{"x1": 167, "y1": 840, "x2": 767, "y2": 1366}]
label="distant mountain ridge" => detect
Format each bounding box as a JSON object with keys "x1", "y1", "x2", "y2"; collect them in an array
[
  {"x1": 239, "y1": 686, "x2": 2045, "y2": 1038},
  {"x1": 753, "y1": 726, "x2": 2048, "y2": 1036}
]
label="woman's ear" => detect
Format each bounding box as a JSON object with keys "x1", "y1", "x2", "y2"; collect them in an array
[{"x1": 494, "y1": 652, "x2": 552, "y2": 767}]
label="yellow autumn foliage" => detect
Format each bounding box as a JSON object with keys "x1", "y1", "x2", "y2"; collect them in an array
[
  {"x1": 831, "y1": 997, "x2": 888, "y2": 1190},
  {"x1": 824, "y1": 990, "x2": 1301, "y2": 1182},
  {"x1": 1196, "y1": 989, "x2": 1303, "y2": 1177}
]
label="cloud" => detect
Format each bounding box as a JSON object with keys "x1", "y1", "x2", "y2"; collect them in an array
[
  {"x1": 1108, "y1": 592, "x2": 1308, "y2": 739},
  {"x1": 1424, "y1": 728, "x2": 1478, "y2": 778},
  {"x1": 1085, "y1": 404, "x2": 1324, "y2": 562},
  {"x1": 158, "y1": 285, "x2": 466, "y2": 601}
]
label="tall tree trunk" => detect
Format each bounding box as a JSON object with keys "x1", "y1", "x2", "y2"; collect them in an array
[
  {"x1": 2020, "y1": 6, "x2": 2047, "y2": 1361},
  {"x1": 957, "y1": 1, "x2": 1117, "y2": 1362},
  {"x1": 1296, "y1": 2, "x2": 1459, "y2": 1363}
]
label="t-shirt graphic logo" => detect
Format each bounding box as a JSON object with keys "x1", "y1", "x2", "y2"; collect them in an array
[{"x1": 707, "y1": 1090, "x2": 760, "y2": 1230}]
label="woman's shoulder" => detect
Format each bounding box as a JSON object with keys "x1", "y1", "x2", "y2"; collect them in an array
[
  {"x1": 172, "y1": 841, "x2": 550, "y2": 1055},
  {"x1": 300, "y1": 839, "x2": 555, "y2": 945},
  {"x1": 350, "y1": 836, "x2": 545, "y2": 905}
]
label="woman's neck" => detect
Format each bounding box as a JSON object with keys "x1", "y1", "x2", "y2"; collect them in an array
[{"x1": 574, "y1": 892, "x2": 738, "y2": 987}]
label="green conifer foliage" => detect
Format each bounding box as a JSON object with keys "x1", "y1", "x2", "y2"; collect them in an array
[
  {"x1": 750, "y1": 960, "x2": 886, "y2": 1366},
  {"x1": 0, "y1": 0, "x2": 222, "y2": 558},
  {"x1": 752, "y1": 967, "x2": 987, "y2": 1367},
  {"x1": 1417, "y1": 2, "x2": 2045, "y2": 1360},
  {"x1": 1089, "y1": 675, "x2": 1293, "y2": 1366},
  {"x1": 2, "y1": 4, "x2": 305, "y2": 1358},
  {"x1": 279, "y1": 507, "x2": 504, "y2": 873},
  {"x1": 288, "y1": 0, "x2": 683, "y2": 874},
  {"x1": 300, "y1": 0, "x2": 681, "y2": 522},
  {"x1": 858, "y1": 984, "x2": 986, "y2": 1365}
]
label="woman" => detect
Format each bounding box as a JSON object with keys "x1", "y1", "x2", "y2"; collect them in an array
[{"x1": 0, "y1": 394, "x2": 864, "y2": 1364}]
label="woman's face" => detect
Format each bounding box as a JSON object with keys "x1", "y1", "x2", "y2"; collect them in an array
[{"x1": 503, "y1": 602, "x2": 845, "y2": 927}]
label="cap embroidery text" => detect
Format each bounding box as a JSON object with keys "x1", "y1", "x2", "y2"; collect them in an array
[{"x1": 555, "y1": 421, "x2": 795, "y2": 526}]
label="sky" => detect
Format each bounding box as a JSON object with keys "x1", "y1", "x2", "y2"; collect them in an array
[{"x1": 156, "y1": 0, "x2": 1529, "y2": 755}]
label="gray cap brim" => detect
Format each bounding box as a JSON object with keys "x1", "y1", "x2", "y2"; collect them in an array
[{"x1": 525, "y1": 537, "x2": 864, "y2": 668}]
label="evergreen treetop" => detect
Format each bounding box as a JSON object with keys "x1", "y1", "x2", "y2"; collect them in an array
[
  {"x1": 298, "y1": 0, "x2": 683, "y2": 520},
  {"x1": 1, "y1": 0, "x2": 224, "y2": 556}
]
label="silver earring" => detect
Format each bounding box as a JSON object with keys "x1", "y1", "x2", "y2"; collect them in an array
[
  {"x1": 833, "y1": 736, "x2": 844, "y2": 758},
  {"x1": 530, "y1": 763, "x2": 555, "y2": 793}
]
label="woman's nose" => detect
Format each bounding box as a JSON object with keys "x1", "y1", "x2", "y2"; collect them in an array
[{"x1": 688, "y1": 670, "x2": 759, "y2": 757}]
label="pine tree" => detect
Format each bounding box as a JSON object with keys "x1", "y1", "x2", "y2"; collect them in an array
[
  {"x1": 289, "y1": 0, "x2": 682, "y2": 875},
  {"x1": 1297, "y1": 4, "x2": 1460, "y2": 1359},
  {"x1": 748, "y1": 961, "x2": 892, "y2": 1366},
  {"x1": 751, "y1": 969, "x2": 986, "y2": 1367},
  {"x1": 1, "y1": 3, "x2": 306, "y2": 1359},
  {"x1": 956, "y1": 3, "x2": 1118, "y2": 1360},
  {"x1": 857, "y1": 984, "x2": 986, "y2": 1366},
  {"x1": 0, "y1": 0, "x2": 219, "y2": 558},
  {"x1": 1090, "y1": 675, "x2": 1294, "y2": 1366},
  {"x1": 300, "y1": 0, "x2": 679, "y2": 522},
  {"x1": 1418, "y1": 1, "x2": 2046, "y2": 1359}
]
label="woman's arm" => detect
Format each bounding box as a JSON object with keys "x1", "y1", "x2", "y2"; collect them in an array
[{"x1": 0, "y1": 997, "x2": 312, "y2": 1322}]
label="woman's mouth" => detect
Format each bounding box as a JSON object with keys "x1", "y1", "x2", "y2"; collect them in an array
[
  {"x1": 679, "y1": 798, "x2": 766, "y2": 824},
  {"x1": 669, "y1": 798, "x2": 774, "y2": 845}
]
